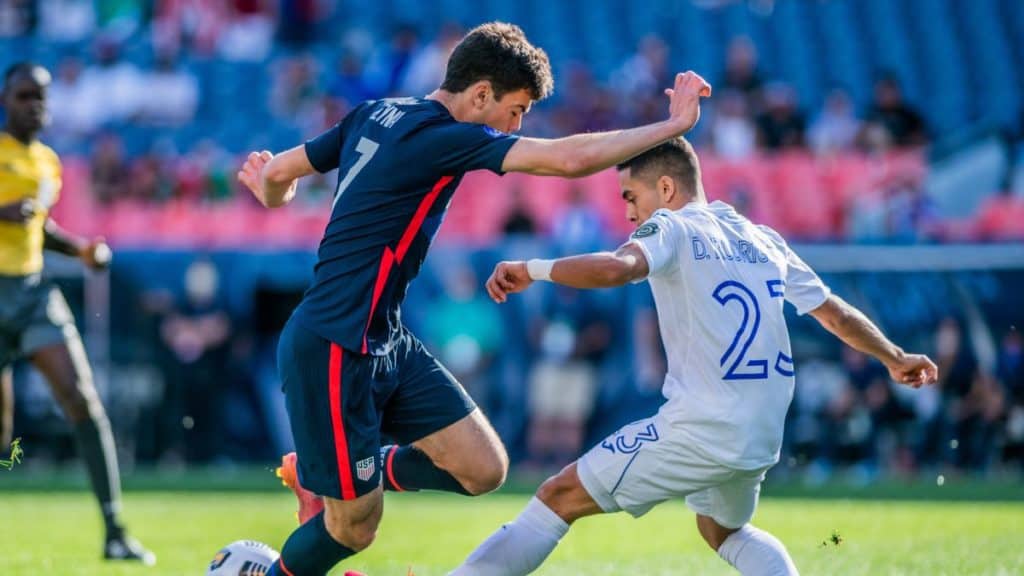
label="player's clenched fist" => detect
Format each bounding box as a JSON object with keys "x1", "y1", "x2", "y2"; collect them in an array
[
  {"x1": 486, "y1": 260, "x2": 533, "y2": 304},
  {"x1": 665, "y1": 71, "x2": 712, "y2": 134},
  {"x1": 237, "y1": 150, "x2": 274, "y2": 202},
  {"x1": 886, "y1": 353, "x2": 939, "y2": 388}
]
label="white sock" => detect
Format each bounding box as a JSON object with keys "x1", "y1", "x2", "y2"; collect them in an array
[
  {"x1": 450, "y1": 497, "x2": 570, "y2": 576},
  {"x1": 717, "y1": 524, "x2": 798, "y2": 576}
]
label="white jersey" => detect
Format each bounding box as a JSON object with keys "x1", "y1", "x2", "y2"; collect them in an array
[{"x1": 629, "y1": 200, "x2": 830, "y2": 469}]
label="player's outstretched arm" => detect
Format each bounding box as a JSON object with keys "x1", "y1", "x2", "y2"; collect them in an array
[
  {"x1": 501, "y1": 71, "x2": 711, "y2": 177},
  {"x1": 43, "y1": 218, "x2": 111, "y2": 270},
  {"x1": 810, "y1": 295, "x2": 938, "y2": 388},
  {"x1": 237, "y1": 145, "x2": 317, "y2": 208},
  {"x1": 486, "y1": 242, "x2": 648, "y2": 303}
]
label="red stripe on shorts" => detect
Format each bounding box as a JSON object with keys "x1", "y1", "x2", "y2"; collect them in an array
[{"x1": 329, "y1": 343, "x2": 357, "y2": 500}]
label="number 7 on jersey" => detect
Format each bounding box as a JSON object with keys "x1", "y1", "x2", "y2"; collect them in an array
[{"x1": 333, "y1": 137, "x2": 379, "y2": 208}]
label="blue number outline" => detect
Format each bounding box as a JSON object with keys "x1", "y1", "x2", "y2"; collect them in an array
[{"x1": 712, "y1": 281, "x2": 768, "y2": 380}]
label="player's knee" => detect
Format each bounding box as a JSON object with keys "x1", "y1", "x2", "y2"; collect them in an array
[
  {"x1": 323, "y1": 508, "x2": 379, "y2": 552},
  {"x1": 461, "y1": 452, "x2": 508, "y2": 495}
]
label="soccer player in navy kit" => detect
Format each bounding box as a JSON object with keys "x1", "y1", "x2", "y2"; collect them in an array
[{"x1": 237, "y1": 23, "x2": 710, "y2": 576}]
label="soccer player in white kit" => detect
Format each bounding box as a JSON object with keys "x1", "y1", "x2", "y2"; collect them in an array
[{"x1": 451, "y1": 138, "x2": 939, "y2": 576}]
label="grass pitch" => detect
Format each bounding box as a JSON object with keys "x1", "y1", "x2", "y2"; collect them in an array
[{"x1": 2, "y1": 487, "x2": 1023, "y2": 575}]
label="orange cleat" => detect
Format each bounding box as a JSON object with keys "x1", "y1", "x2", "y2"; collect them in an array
[{"x1": 275, "y1": 452, "x2": 325, "y2": 525}]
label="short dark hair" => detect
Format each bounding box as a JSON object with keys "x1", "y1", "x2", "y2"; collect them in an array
[
  {"x1": 441, "y1": 22, "x2": 553, "y2": 101},
  {"x1": 617, "y1": 138, "x2": 702, "y2": 196},
  {"x1": 3, "y1": 61, "x2": 41, "y2": 86}
]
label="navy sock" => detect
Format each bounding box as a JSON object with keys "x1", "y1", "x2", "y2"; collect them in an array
[
  {"x1": 380, "y1": 444, "x2": 470, "y2": 495},
  {"x1": 269, "y1": 511, "x2": 355, "y2": 576}
]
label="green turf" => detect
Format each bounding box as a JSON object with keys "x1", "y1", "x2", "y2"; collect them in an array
[{"x1": 2, "y1": 491, "x2": 1022, "y2": 575}]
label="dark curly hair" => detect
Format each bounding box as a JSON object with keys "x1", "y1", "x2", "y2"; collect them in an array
[{"x1": 441, "y1": 22, "x2": 554, "y2": 101}]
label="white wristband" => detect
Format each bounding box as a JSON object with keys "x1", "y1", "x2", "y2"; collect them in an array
[{"x1": 526, "y1": 259, "x2": 554, "y2": 281}]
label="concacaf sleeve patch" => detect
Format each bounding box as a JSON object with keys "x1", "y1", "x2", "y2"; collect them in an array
[{"x1": 631, "y1": 222, "x2": 660, "y2": 239}]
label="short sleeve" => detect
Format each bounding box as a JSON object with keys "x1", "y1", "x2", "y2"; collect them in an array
[
  {"x1": 781, "y1": 242, "x2": 831, "y2": 315},
  {"x1": 427, "y1": 122, "x2": 520, "y2": 175},
  {"x1": 304, "y1": 103, "x2": 364, "y2": 173},
  {"x1": 628, "y1": 210, "x2": 679, "y2": 281}
]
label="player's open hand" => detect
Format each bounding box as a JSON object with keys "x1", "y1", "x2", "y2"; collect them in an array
[
  {"x1": 486, "y1": 261, "x2": 533, "y2": 303},
  {"x1": 886, "y1": 353, "x2": 939, "y2": 388},
  {"x1": 237, "y1": 151, "x2": 273, "y2": 203},
  {"x1": 665, "y1": 71, "x2": 712, "y2": 134}
]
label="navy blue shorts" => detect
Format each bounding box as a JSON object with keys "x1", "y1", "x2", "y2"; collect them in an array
[{"x1": 277, "y1": 317, "x2": 476, "y2": 500}]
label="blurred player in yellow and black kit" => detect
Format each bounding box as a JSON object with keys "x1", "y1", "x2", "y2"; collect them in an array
[{"x1": 0, "y1": 62, "x2": 154, "y2": 564}]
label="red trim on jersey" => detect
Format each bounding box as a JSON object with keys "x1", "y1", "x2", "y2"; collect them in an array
[
  {"x1": 396, "y1": 175, "x2": 454, "y2": 262},
  {"x1": 329, "y1": 344, "x2": 357, "y2": 500},
  {"x1": 385, "y1": 445, "x2": 404, "y2": 492},
  {"x1": 361, "y1": 175, "x2": 455, "y2": 353},
  {"x1": 277, "y1": 559, "x2": 296, "y2": 576},
  {"x1": 361, "y1": 247, "x2": 395, "y2": 354}
]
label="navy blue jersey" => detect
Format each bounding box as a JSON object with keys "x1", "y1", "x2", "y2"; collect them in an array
[{"x1": 293, "y1": 97, "x2": 519, "y2": 355}]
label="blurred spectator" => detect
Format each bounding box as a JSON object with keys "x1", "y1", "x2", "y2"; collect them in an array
[
  {"x1": 47, "y1": 56, "x2": 101, "y2": 138},
  {"x1": 865, "y1": 74, "x2": 928, "y2": 148},
  {"x1": 152, "y1": 0, "x2": 228, "y2": 56},
  {"x1": 998, "y1": 329, "x2": 1024, "y2": 468},
  {"x1": 710, "y1": 90, "x2": 757, "y2": 160},
  {"x1": 632, "y1": 305, "x2": 666, "y2": 394},
  {"x1": 502, "y1": 186, "x2": 537, "y2": 237},
  {"x1": 552, "y1": 185, "x2": 605, "y2": 254},
  {"x1": 723, "y1": 36, "x2": 763, "y2": 109},
  {"x1": 90, "y1": 133, "x2": 131, "y2": 204},
  {"x1": 96, "y1": 0, "x2": 144, "y2": 38},
  {"x1": 972, "y1": 187, "x2": 1024, "y2": 241},
  {"x1": 612, "y1": 35, "x2": 669, "y2": 125},
  {"x1": 277, "y1": 0, "x2": 328, "y2": 46},
  {"x1": 0, "y1": 0, "x2": 35, "y2": 36},
  {"x1": 269, "y1": 53, "x2": 320, "y2": 120},
  {"x1": 174, "y1": 139, "x2": 232, "y2": 201},
  {"x1": 612, "y1": 34, "x2": 669, "y2": 98},
  {"x1": 328, "y1": 50, "x2": 379, "y2": 106},
  {"x1": 217, "y1": 0, "x2": 275, "y2": 62},
  {"x1": 38, "y1": 0, "x2": 96, "y2": 43},
  {"x1": 401, "y1": 22, "x2": 463, "y2": 96},
  {"x1": 809, "y1": 89, "x2": 862, "y2": 155},
  {"x1": 789, "y1": 356, "x2": 848, "y2": 481},
  {"x1": 550, "y1": 63, "x2": 619, "y2": 135},
  {"x1": 884, "y1": 172, "x2": 938, "y2": 242},
  {"x1": 365, "y1": 23, "x2": 420, "y2": 97},
  {"x1": 156, "y1": 259, "x2": 232, "y2": 463},
  {"x1": 78, "y1": 38, "x2": 145, "y2": 125},
  {"x1": 137, "y1": 50, "x2": 200, "y2": 126},
  {"x1": 425, "y1": 263, "x2": 502, "y2": 407},
  {"x1": 756, "y1": 83, "x2": 806, "y2": 150},
  {"x1": 933, "y1": 317, "x2": 1002, "y2": 472},
  {"x1": 526, "y1": 287, "x2": 609, "y2": 468},
  {"x1": 130, "y1": 142, "x2": 175, "y2": 202}
]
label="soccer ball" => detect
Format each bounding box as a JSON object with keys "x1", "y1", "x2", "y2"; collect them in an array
[{"x1": 207, "y1": 540, "x2": 280, "y2": 576}]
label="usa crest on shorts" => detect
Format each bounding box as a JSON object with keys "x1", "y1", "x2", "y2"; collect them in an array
[{"x1": 356, "y1": 456, "x2": 376, "y2": 481}]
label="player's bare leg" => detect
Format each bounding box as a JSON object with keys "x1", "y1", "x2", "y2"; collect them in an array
[
  {"x1": 382, "y1": 408, "x2": 508, "y2": 496},
  {"x1": 31, "y1": 340, "x2": 153, "y2": 564},
  {"x1": 269, "y1": 487, "x2": 382, "y2": 576},
  {"x1": 697, "y1": 514, "x2": 798, "y2": 575},
  {"x1": 0, "y1": 365, "x2": 12, "y2": 448},
  {"x1": 451, "y1": 462, "x2": 601, "y2": 575}
]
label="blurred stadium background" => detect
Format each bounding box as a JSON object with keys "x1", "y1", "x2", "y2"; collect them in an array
[{"x1": 1, "y1": 0, "x2": 1023, "y2": 497}]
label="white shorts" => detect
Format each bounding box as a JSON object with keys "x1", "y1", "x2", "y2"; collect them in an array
[{"x1": 577, "y1": 412, "x2": 769, "y2": 528}]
